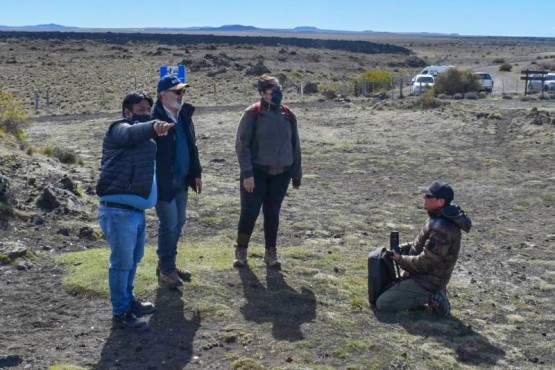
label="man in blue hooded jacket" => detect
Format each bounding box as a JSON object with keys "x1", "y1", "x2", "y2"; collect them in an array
[{"x1": 97, "y1": 91, "x2": 173, "y2": 330}]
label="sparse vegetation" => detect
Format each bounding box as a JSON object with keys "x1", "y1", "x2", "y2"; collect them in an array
[
  {"x1": 25, "y1": 144, "x2": 35, "y2": 155},
  {"x1": 434, "y1": 68, "x2": 480, "y2": 96},
  {"x1": 420, "y1": 87, "x2": 440, "y2": 108},
  {"x1": 499, "y1": 63, "x2": 513, "y2": 72},
  {"x1": 357, "y1": 69, "x2": 393, "y2": 95},
  {"x1": 1, "y1": 31, "x2": 555, "y2": 370},
  {"x1": 0, "y1": 89, "x2": 27, "y2": 137},
  {"x1": 302, "y1": 81, "x2": 318, "y2": 94},
  {"x1": 40, "y1": 145, "x2": 83, "y2": 164},
  {"x1": 49, "y1": 365, "x2": 88, "y2": 370}
]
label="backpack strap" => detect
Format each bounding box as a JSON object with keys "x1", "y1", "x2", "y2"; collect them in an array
[{"x1": 251, "y1": 102, "x2": 293, "y2": 122}]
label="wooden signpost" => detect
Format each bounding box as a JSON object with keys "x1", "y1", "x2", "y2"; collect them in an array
[{"x1": 520, "y1": 69, "x2": 549, "y2": 98}]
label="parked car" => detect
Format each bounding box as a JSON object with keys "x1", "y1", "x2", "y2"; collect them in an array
[
  {"x1": 411, "y1": 65, "x2": 454, "y2": 84},
  {"x1": 527, "y1": 73, "x2": 555, "y2": 91},
  {"x1": 417, "y1": 65, "x2": 454, "y2": 77},
  {"x1": 473, "y1": 72, "x2": 494, "y2": 92},
  {"x1": 411, "y1": 74, "x2": 435, "y2": 95}
]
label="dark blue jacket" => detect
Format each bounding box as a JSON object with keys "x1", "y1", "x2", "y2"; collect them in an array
[
  {"x1": 152, "y1": 100, "x2": 202, "y2": 202},
  {"x1": 96, "y1": 118, "x2": 157, "y2": 198}
]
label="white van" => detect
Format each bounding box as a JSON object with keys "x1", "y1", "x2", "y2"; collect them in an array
[
  {"x1": 411, "y1": 65, "x2": 454, "y2": 84},
  {"x1": 417, "y1": 65, "x2": 454, "y2": 76}
]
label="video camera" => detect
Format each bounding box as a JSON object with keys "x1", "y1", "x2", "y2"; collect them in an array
[{"x1": 386, "y1": 230, "x2": 402, "y2": 258}]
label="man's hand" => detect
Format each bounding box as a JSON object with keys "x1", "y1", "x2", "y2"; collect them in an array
[
  {"x1": 243, "y1": 177, "x2": 255, "y2": 193},
  {"x1": 390, "y1": 250, "x2": 402, "y2": 262},
  {"x1": 153, "y1": 120, "x2": 174, "y2": 136},
  {"x1": 195, "y1": 178, "x2": 202, "y2": 194}
]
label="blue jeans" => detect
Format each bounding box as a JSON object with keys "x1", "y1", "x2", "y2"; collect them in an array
[
  {"x1": 155, "y1": 187, "x2": 188, "y2": 274},
  {"x1": 98, "y1": 207, "x2": 146, "y2": 316}
]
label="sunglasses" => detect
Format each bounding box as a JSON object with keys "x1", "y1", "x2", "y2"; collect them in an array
[
  {"x1": 169, "y1": 89, "x2": 184, "y2": 95},
  {"x1": 424, "y1": 195, "x2": 438, "y2": 199}
]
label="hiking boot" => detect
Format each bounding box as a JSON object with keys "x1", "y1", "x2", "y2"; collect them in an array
[
  {"x1": 264, "y1": 247, "x2": 281, "y2": 268},
  {"x1": 158, "y1": 270, "x2": 184, "y2": 289},
  {"x1": 233, "y1": 247, "x2": 248, "y2": 268},
  {"x1": 130, "y1": 299, "x2": 156, "y2": 317},
  {"x1": 176, "y1": 267, "x2": 192, "y2": 281},
  {"x1": 157, "y1": 266, "x2": 191, "y2": 282},
  {"x1": 112, "y1": 311, "x2": 149, "y2": 331},
  {"x1": 429, "y1": 289, "x2": 451, "y2": 318}
]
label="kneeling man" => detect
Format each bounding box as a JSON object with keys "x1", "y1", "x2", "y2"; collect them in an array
[{"x1": 377, "y1": 181, "x2": 471, "y2": 317}]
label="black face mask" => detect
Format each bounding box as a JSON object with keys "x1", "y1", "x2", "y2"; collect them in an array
[
  {"x1": 271, "y1": 87, "x2": 283, "y2": 106},
  {"x1": 130, "y1": 114, "x2": 152, "y2": 123}
]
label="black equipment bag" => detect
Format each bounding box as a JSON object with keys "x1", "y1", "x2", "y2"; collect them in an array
[{"x1": 367, "y1": 246, "x2": 398, "y2": 306}]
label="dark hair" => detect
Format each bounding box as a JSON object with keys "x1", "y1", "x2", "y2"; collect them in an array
[
  {"x1": 121, "y1": 91, "x2": 153, "y2": 115},
  {"x1": 257, "y1": 74, "x2": 280, "y2": 92}
]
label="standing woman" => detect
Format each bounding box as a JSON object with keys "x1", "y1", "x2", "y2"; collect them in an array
[{"x1": 234, "y1": 74, "x2": 302, "y2": 268}]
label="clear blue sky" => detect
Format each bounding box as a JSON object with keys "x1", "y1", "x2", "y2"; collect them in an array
[{"x1": 0, "y1": 0, "x2": 553, "y2": 37}]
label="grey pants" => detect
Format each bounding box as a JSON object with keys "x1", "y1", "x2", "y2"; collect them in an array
[{"x1": 376, "y1": 278, "x2": 431, "y2": 312}]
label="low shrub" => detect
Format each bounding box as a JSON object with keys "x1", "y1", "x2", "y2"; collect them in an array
[
  {"x1": 40, "y1": 145, "x2": 54, "y2": 156},
  {"x1": 499, "y1": 63, "x2": 512, "y2": 72},
  {"x1": 357, "y1": 69, "x2": 392, "y2": 95},
  {"x1": 493, "y1": 58, "x2": 505, "y2": 64},
  {"x1": 320, "y1": 82, "x2": 347, "y2": 99},
  {"x1": 40, "y1": 145, "x2": 83, "y2": 165},
  {"x1": 0, "y1": 89, "x2": 28, "y2": 136},
  {"x1": 53, "y1": 146, "x2": 81, "y2": 164},
  {"x1": 420, "y1": 88, "x2": 441, "y2": 109},
  {"x1": 303, "y1": 82, "x2": 318, "y2": 94},
  {"x1": 434, "y1": 69, "x2": 480, "y2": 96}
]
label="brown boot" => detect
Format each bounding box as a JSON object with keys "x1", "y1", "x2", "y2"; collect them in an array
[
  {"x1": 158, "y1": 270, "x2": 183, "y2": 289},
  {"x1": 233, "y1": 247, "x2": 248, "y2": 268},
  {"x1": 176, "y1": 267, "x2": 192, "y2": 281},
  {"x1": 264, "y1": 247, "x2": 281, "y2": 268},
  {"x1": 157, "y1": 266, "x2": 191, "y2": 282}
]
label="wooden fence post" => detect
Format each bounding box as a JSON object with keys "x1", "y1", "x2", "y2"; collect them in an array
[{"x1": 34, "y1": 89, "x2": 39, "y2": 110}]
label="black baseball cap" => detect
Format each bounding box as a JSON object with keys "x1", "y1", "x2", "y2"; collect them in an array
[{"x1": 419, "y1": 181, "x2": 454, "y2": 202}]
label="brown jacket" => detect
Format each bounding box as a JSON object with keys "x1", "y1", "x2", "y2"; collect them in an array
[{"x1": 398, "y1": 204, "x2": 472, "y2": 292}]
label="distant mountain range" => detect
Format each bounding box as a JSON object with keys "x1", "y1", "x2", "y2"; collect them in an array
[
  {"x1": 0, "y1": 23, "x2": 79, "y2": 31},
  {"x1": 0, "y1": 23, "x2": 458, "y2": 36}
]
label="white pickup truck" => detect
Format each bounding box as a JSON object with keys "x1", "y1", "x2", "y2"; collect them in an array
[{"x1": 473, "y1": 72, "x2": 494, "y2": 92}]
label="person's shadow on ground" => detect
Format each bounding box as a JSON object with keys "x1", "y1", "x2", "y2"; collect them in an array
[
  {"x1": 94, "y1": 287, "x2": 200, "y2": 369},
  {"x1": 239, "y1": 265, "x2": 316, "y2": 341},
  {"x1": 373, "y1": 308, "x2": 506, "y2": 366}
]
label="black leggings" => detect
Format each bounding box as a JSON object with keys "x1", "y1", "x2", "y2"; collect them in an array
[{"x1": 237, "y1": 167, "x2": 292, "y2": 248}]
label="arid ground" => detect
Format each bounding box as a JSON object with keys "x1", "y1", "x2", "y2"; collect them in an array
[{"x1": 0, "y1": 32, "x2": 554, "y2": 370}]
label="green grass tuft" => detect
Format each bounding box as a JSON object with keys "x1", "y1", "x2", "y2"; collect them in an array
[
  {"x1": 49, "y1": 365, "x2": 88, "y2": 370},
  {"x1": 231, "y1": 358, "x2": 265, "y2": 370},
  {"x1": 55, "y1": 235, "x2": 237, "y2": 298}
]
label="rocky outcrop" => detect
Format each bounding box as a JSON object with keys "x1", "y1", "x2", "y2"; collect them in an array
[{"x1": 37, "y1": 185, "x2": 82, "y2": 213}]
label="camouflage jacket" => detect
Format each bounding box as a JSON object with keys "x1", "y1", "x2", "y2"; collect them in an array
[{"x1": 398, "y1": 204, "x2": 472, "y2": 292}]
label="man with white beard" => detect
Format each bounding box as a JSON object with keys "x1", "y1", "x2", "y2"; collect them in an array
[{"x1": 152, "y1": 75, "x2": 203, "y2": 289}]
